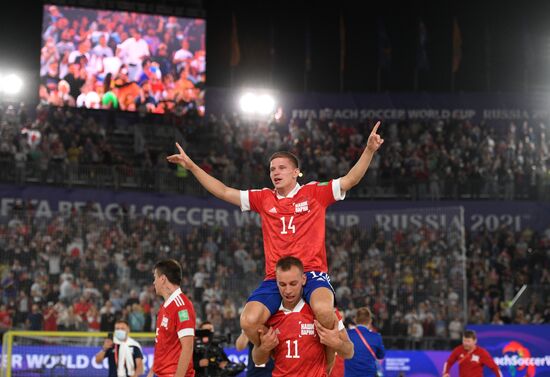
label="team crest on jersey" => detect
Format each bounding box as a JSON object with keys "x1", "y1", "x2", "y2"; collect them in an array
[
  {"x1": 471, "y1": 354, "x2": 480, "y2": 363},
  {"x1": 161, "y1": 316, "x2": 169, "y2": 329},
  {"x1": 294, "y1": 201, "x2": 309, "y2": 213},
  {"x1": 300, "y1": 323, "x2": 315, "y2": 336}
]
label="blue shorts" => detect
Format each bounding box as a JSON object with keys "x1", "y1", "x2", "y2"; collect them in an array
[{"x1": 247, "y1": 271, "x2": 335, "y2": 315}]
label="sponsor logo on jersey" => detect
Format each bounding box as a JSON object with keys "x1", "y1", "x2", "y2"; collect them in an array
[
  {"x1": 300, "y1": 323, "x2": 315, "y2": 336},
  {"x1": 161, "y1": 316, "x2": 169, "y2": 329},
  {"x1": 294, "y1": 201, "x2": 309, "y2": 213}
]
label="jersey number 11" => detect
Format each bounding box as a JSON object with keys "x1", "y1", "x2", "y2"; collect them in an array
[{"x1": 285, "y1": 339, "x2": 300, "y2": 358}]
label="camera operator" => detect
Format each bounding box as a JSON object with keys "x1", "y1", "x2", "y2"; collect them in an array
[{"x1": 193, "y1": 321, "x2": 229, "y2": 377}]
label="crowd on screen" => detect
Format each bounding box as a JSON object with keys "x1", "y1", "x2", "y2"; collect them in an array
[
  {"x1": 40, "y1": 5, "x2": 205, "y2": 115},
  {"x1": 0, "y1": 203, "x2": 548, "y2": 349}
]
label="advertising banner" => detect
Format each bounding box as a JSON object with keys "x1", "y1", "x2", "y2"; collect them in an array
[
  {"x1": 470, "y1": 325, "x2": 550, "y2": 377},
  {"x1": 7, "y1": 346, "x2": 459, "y2": 377},
  {"x1": 0, "y1": 184, "x2": 547, "y2": 232},
  {"x1": 206, "y1": 88, "x2": 550, "y2": 123}
]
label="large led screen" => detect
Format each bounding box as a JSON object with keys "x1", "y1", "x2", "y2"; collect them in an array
[{"x1": 40, "y1": 4, "x2": 206, "y2": 116}]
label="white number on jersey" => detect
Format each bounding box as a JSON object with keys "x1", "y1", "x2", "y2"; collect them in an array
[
  {"x1": 280, "y1": 216, "x2": 296, "y2": 234},
  {"x1": 285, "y1": 339, "x2": 300, "y2": 358}
]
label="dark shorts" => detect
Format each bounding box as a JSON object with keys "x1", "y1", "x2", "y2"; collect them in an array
[{"x1": 246, "y1": 271, "x2": 335, "y2": 315}]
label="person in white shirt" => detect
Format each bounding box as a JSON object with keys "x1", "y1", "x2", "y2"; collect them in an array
[
  {"x1": 173, "y1": 38, "x2": 193, "y2": 74},
  {"x1": 116, "y1": 28, "x2": 150, "y2": 82},
  {"x1": 92, "y1": 35, "x2": 113, "y2": 58}
]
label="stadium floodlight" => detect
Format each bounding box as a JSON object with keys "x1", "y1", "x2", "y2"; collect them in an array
[
  {"x1": 1, "y1": 74, "x2": 23, "y2": 95},
  {"x1": 238, "y1": 91, "x2": 277, "y2": 116},
  {"x1": 239, "y1": 92, "x2": 258, "y2": 113},
  {"x1": 257, "y1": 94, "x2": 275, "y2": 115}
]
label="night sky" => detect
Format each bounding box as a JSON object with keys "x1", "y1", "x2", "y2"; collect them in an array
[{"x1": 2, "y1": 0, "x2": 550, "y2": 102}]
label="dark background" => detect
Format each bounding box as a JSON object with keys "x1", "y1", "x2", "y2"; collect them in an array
[{"x1": 2, "y1": 0, "x2": 550, "y2": 100}]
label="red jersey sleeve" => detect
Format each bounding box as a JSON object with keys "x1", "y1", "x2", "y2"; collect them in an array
[
  {"x1": 313, "y1": 179, "x2": 346, "y2": 208},
  {"x1": 480, "y1": 348, "x2": 502, "y2": 377},
  {"x1": 240, "y1": 189, "x2": 268, "y2": 213},
  {"x1": 443, "y1": 346, "x2": 461, "y2": 374},
  {"x1": 174, "y1": 303, "x2": 196, "y2": 339}
]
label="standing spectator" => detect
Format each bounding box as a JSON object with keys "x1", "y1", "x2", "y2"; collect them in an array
[
  {"x1": 43, "y1": 301, "x2": 58, "y2": 331},
  {"x1": 0, "y1": 304, "x2": 13, "y2": 337},
  {"x1": 448, "y1": 317, "x2": 463, "y2": 345},
  {"x1": 128, "y1": 303, "x2": 145, "y2": 332},
  {"x1": 26, "y1": 304, "x2": 44, "y2": 331},
  {"x1": 100, "y1": 300, "x2": 117, "y2": 332}
]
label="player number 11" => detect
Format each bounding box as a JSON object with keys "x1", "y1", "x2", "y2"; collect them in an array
[
  {"x1": 285, "y1": 339, "x2": 300, "y2": 358},
  {"x1": 280, "y1": 216, "x2": 296, "y2": 234}
]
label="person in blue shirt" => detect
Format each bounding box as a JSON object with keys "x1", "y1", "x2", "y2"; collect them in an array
[
  {"x1": 235, "y1": 330, "x2": 274, "y2": 377},
  {"x1": 345, "y1": 307, "x2": 385, "y2": 377}
]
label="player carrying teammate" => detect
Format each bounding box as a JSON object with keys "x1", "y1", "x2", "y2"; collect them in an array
[
  {"x1": 166, "y1": 121, "x2": 383, "y2": 356},
  {"x1": 252, "y1": 256, "x2": 354, "y2": 376}
]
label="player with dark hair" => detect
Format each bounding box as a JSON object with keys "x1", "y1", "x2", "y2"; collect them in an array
[
  {"x1": 443, "y1": 330, "x2": 502, "y2": 377},
  {"x1": 150, "y1": 259, "x2": 196, "y2": 377},
  {"x1": 252, "y1": 256, "x2": 354, "y2": 376},
  {"x1": 166, "y1": 122, "x2": 383, "y2": 362}
]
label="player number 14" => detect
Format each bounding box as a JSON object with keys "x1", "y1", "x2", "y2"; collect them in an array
[
  {"x1": 285, "y1": 339, "x2": 300, "y2": 358},
  {"x1": 280, "y1": 216, "x2": 296, "y2": 234}
]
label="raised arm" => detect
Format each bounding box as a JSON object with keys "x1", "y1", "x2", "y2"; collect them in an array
[
  {"x1": 167, "y1": 143, "x2": 241, "y2": 206},
  {"x1": 340, "y1": 121, "x2": 384, "y2": 192}
]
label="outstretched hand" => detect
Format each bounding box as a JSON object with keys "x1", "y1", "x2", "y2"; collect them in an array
[
  {"x1": 366, "y1": 121, "x2": 384, "y2": 153},
  {"x1": 166, "y1": 142, "x2": 193, "y2": 169}
]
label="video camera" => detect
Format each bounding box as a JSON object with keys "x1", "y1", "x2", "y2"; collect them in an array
[{"x1": 194, "y1": 329, "x2": 245, "y2": 377}]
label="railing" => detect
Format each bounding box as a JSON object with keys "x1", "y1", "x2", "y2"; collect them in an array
[{"x1": 0, "y1": 159, "x2": 549, "y2": 200}]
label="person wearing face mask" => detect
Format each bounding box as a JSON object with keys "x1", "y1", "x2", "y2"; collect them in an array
[{"x1": 95, "y1": 320, "x2": 144, "y2": 377}]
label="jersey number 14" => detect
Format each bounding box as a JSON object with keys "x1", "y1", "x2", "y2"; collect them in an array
[{"x1": 280, "y1": 216, "x2": 296, "y2": 234}]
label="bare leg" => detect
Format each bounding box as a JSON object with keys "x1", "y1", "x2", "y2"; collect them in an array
[
  {"x1": 310, "y1": 287, "x2": 338, "y2": 372},
  {"x1": 240, "y1": 301, "x2": 271, "y2": 347}
]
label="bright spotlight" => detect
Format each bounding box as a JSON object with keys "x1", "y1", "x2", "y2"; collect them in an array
[
  {"x1": 238, "y1": 91, "x2": 277, "y2": 116},
  {"x1": 257, "y1": 94, "x2": 275, "y2": 115},
  {"x1": 2, "y1": 74, "x2": 23, "y2": 95},
  {"x1": 239, "y1": 92, "x2": 257, "y2": 113}
]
